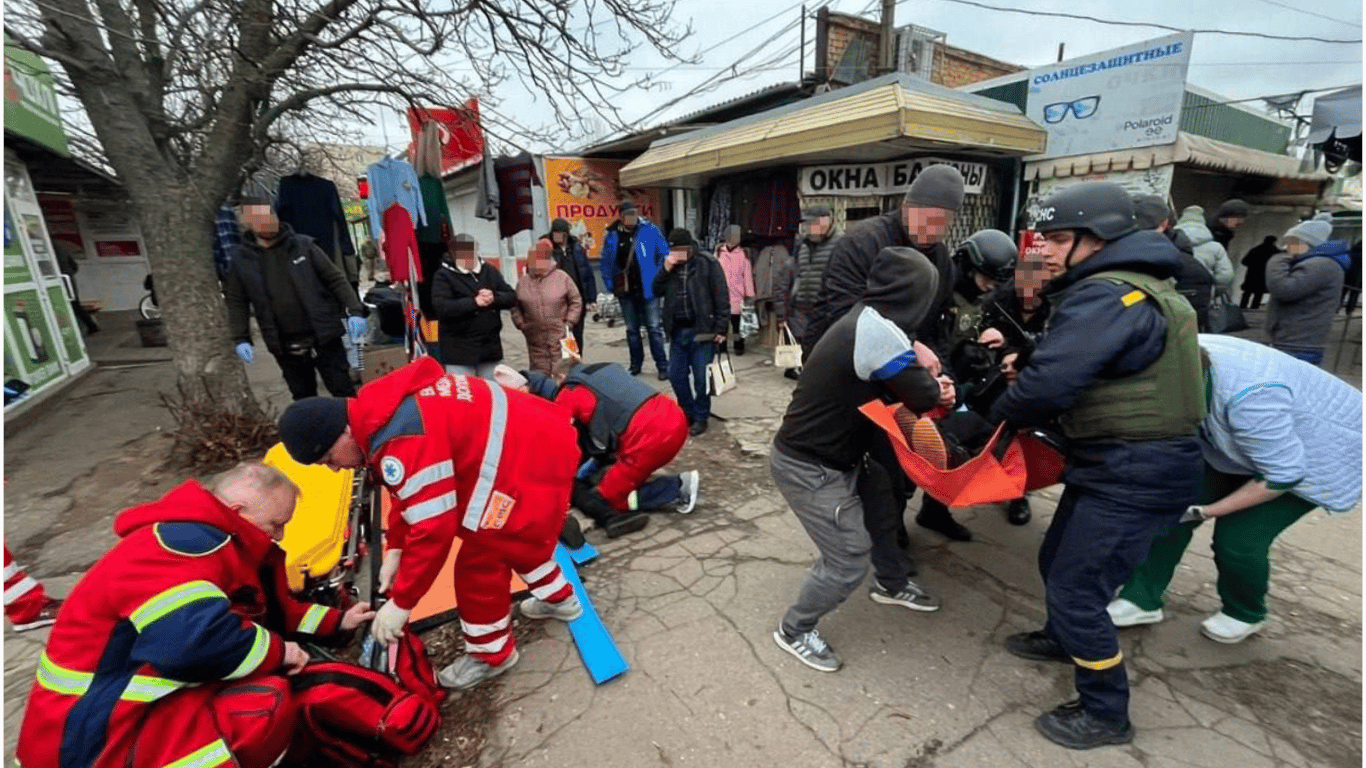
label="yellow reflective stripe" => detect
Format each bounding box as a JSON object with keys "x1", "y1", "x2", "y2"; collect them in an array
[
  {"x1": 1073, "y1": 651, "x2": 1124, "y2": 670},
  {"x1": 121, "y1": 675, "x2": 187, "y2": 703},
  {"x1": 1120, "y1": 290, "x2": 1146, "y2": 307},
  {"x1": 296, "y1": 604, "x2": 329, "y2": 634},
  {"x1": 224, "y1": 624, "x2": 272, "y2": 680},
  {"x1": 130, "y1": 581, "x2": 227, "y2": 631},
  {"x1": 627, "y1": 490, "x2": 639, "y2": 511},
  {"x1": 161, "y1": 739, "x2": 232, "y2": 768},
  {"x1": 35, "y1": 653, "x2": 93, "y2": 696}
]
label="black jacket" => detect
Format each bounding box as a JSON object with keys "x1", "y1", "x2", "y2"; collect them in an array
[
  {"x1": 430, "y1": 261, "x2": 517, "y2": 365},
  {"x1": 775, "y1": 248, "x2": 942, "y2": 471},
  {"x1": 805, "y1": 210, "x2": 954, "y2": 351},
  {"x1": 1240, "y1": 237, "x2": 1279, "y2": 293},
  {"x1": 223, "y1": 225, "x2": 364, "y2": 356},
  {"x1": 543, "y1": 233, "x2": 598, "y2": 306},
  {"x1": 1168, "y1": 228, "x2": 1213, "y2": 331},
  {"x1": 651, "y1": 251, "x2": 729, "y2": 340}
]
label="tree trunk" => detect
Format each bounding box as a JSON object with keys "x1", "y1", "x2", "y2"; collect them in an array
[{"x1": 135, "y1": 183, "x2": 264, "y2": 421}]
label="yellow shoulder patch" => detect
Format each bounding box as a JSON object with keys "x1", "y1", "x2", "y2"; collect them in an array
[{"x1": 1120, "y1": 290, "x2": 1147, "y2": 307}]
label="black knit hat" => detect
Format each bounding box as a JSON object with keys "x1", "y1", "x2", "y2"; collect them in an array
[
  {"x1": 667, "y1": 228, "x2": 696, "y2": 248},
  {"x1": 551, "y1": 218, "x2": 571, "y2": 233},
  {"x1": 618, "y1": 198, "x2": 638, "y2": 215},
  {"x1": 277, "y1": 397, "x2": 349, "y2": 464},
  {"x1": 802, "y1": 205, "x2": 832, "y2": 221}
]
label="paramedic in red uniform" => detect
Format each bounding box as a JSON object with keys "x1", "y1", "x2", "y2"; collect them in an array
[
  {"x1": 278, "y1": 356, "x2": 584, "y2": 690},
  {"x1": 15, "y1": 463, "x2": 375, "y2": 768}
]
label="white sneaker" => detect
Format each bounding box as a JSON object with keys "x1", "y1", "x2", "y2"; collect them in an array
[
  {"x1": 1201, "y1": 612, "x2": 1264, "y2": 644},
  {"x1": 675, "y1": 470, "x2": 700, "y2": 514},
  {"x1": 437, "y1": 648, "x2": 520, "y2": 689},
  {"x1": 519, "y1": 594, "x2": 583, "y2": 622},
  {"x1": 1107, "y1": 598, "x2": 1164, "y2": 627}
]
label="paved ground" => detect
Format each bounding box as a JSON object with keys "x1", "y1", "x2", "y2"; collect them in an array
[{"x1": 4, "y1": 304, "x2": 1361, "y2": 766}]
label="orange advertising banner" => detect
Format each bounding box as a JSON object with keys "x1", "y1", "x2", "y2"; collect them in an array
[{"x1": 543, "y1": 156, "x2": 661, "y2": 260}]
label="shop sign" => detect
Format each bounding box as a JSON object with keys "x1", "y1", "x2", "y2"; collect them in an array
[
  {"x1": 544, "y1": 157, "x2": 661, "y2": 258},
  {"x1": 1025, "y1": 32, "x2": 1193, "y2": 159},
  {"x1": 3, "y1": 34, "x2": 69, "y2": 157},
  {"x1": 82, "y1": 203, "x2": 146, "y2": 259},
  {"x1": 799, "y1": 157, "x2": 988, "y2": 197},
  {"x1": 406, "y1": 99, "x2": 485, "y2": 177},
  {"x1": 4, "y1": 290, "x2": 63, "y2": 389},
  {"x1": 4, "y1": 202, "x2": 33, "y2": 284},
  {"x1": 38, "y1": 195, "x2": 85, "y2": 253}
]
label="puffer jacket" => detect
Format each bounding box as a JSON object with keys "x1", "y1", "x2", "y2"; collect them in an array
[
  {"x1": 1175, "y1": 207, "x2": 1234, "y2": 296},
  {"x1": 511, "y1": 265, "x2": 583, "y2": 373},
  {"x1": 1198, "y1": 334, "x2": 1362, "y2": 512},
  {"x1": 1265, "y1": 240, "x2": 1351, "y2": 355}
]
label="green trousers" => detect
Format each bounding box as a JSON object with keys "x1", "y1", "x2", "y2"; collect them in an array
[{"x1": 1119, "y1": 465, "x2": 1316, "y2": 624}]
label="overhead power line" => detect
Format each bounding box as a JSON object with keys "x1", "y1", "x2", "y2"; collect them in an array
[
  {"x1": 904, "y1": 0, "x2": 1363, "y2": 43},
  {"x1": 1247, "y1": 0, "x2": 1361, "y2": 28}
]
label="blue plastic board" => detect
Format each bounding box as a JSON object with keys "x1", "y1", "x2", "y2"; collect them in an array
[
  {"x1": 569, "y1": 540, "x2": 599, "y2": 565},
  {"x1": 553, "y1": 543, "x2": 628, "y2": 684}
]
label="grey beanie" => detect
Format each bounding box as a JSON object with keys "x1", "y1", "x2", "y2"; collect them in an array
[
  {"x1": 903, "y1": 165, "x2": 965, "y2": 212},
  {"x1": 1284, "y1": 214, "x2": 1334, "y2": 248},
  {"x1": 1131, "y1": 194, "x2": 1171, "y2": 230}
]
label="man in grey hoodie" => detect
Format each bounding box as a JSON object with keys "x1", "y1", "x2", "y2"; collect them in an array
[{"x1": 1265, "y1": 214, "x2": 1351, "y2": 365}]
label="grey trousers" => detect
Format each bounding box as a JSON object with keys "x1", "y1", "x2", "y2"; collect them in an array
[{"x1": 771, "y1": 445, "x2": 871, "y2": 636}]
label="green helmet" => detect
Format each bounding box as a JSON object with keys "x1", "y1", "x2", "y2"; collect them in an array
[
  {"x1": 954, "y1": 229, "x2": 1018, "y2": 282},
  {"x1": 1033, "y1": 182, "x2": 1137, "y2": 241}
]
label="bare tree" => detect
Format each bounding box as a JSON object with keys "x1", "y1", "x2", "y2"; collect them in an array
[{"x1": 5, "y1": 0, "x2": 688, "y2": 459}]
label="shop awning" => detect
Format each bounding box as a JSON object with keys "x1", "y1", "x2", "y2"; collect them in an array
[
  {"x1": 1025, "y1": 131, "x2": 1329, "y2": 182},
  {"x1": 619, "y1": 73, "x2": 1047, "y2": 188}
]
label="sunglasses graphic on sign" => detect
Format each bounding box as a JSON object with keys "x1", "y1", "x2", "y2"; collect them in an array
[{"x1": 1042, "y1": 96, "x2": 1101, "y2": 124}]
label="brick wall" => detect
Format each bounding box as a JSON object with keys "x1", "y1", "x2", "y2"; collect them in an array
[{"x1": 933, "y1": 43, "x2": 1021, "y2": 88}]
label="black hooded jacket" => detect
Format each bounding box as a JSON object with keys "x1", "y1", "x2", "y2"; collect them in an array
[
  {"x1": 775, "y1": 247, "x2": 941, "y2": 471},
  {"x1": 1167, "y1": 228, "x2": 1213, "y2": 331}
]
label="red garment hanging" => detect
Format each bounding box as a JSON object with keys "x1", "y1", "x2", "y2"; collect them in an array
[{"x1": 382, "y1": 203, "x2": 421, "y2": 282}]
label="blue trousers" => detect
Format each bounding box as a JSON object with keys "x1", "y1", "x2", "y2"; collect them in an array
[
  {"x1": 1039, "y1": 483, "x2": 1188, "y2": 722},
  {"x1": 619, "y1": 295, "x2": 669, "y2": 373},
  {"x1": 668, "y1": 327, "x2": 714, "y2": 422}
]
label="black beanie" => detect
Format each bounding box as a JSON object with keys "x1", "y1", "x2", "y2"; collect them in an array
[
  {"x1": 278, "y1": 397, "x2": 349, "y2": 464},
  {"x1": 618, "y1": 198, "x2": 637, "y2": 215},
  {"x1": 903, "y1": 164, "x2": 965, "y2": 212},
  {"x1": 551, "y1": 218, "x2": 570, "y2": 233},
  {"x1": 667, "y1": 228, "x2": 696, "y2": 248}
]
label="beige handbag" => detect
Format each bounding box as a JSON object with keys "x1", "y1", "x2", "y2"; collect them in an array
[
  {"x1": 707, "y1": 345, "x2": 738, "y2": 396},
  {"x1": 773, "y1": 323, "x2": 802, "y2": 369}
]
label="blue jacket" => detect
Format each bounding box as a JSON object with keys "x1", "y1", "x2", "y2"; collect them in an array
[
  {"x1": 600, "y1": 218, "x2": 669, "y2": 300},
  {"x1": 991, "y1": 230, "x2": 1203, "y2": 504}
]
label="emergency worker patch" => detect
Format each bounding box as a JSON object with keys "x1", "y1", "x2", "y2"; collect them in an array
[
  {"x1": 479, "y1": 491, "x2": 516, "y2": 530},
  {"x1": 381, "y1": 456, "x2": 406, "y2": 486},
  {"x1": 1120, "y1": 290, "x2": 1146, "y2": 307}
]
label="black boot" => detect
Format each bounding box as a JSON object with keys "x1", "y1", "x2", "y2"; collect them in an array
[
  {"x1": 734, "y1": 337, "x2": 745, "y2": 355},
  {"x1": 559, "y1": 514, "x2": 585, "y2": 549},
  {"x1": 1004, "y1": 630, "x2": 1070, "y2": 663},
  {"x1": 1006, "y1": 497, "x2": 1032, "y2": 526},
  {"x1": 915, "y1": 497, "x2": 971, "y2": 541},
  {"x1": 1035, "y1": 700, "x2": 1134, "y2": 749},
  {"x1": 573, "y1": 485, "x2": 649, "y2": 539}
]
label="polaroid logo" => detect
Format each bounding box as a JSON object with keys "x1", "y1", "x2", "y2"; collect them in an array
[{"x1": 1122, "y1": 115, "x2": 1174, "y2": 131}]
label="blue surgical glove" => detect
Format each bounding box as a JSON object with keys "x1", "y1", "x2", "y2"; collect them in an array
[
  {"x1": 346, "y1": 316, "x2": 368, "y2": 343},
  {"x1": 235, "y1": 342, "x2": 254, "y2": 364}
]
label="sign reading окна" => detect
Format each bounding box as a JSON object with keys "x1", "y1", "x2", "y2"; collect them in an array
[{"x1": 799, "y1": 157, "x2": 988, "y2": 197}]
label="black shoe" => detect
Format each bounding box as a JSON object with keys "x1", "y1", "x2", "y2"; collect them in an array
[
  {"x1": 629, "y1": 367, "x2": 642, "y2": 376},
  {"x1": 735, "y1": 340, "x2": 745, "y2": 355},
  {"x1": 559, "y1": 514, "x2": 585, "y2": 549},
  {"x1": 1035, "y1": 701, "x2": 1134, "y2": 750},
  {"x1": 656, "y1": 368, "x2": 669, "y2": 381},
  {"x1": 915, "y1": 508, "x2": 972, "y2": 542},
  {"x1": 1004, "y1": 630, "x2": 1071, "y2": 663},
  {"x1": 783, "y1": 368, "x2": 800, "y2": 380},
  {"x1": 603, "y1": 512, "x2": 649, "y2": 538},
  {"x1": 1006, "y1": 497, "x2": 1032, "y2": 526},
  {"x1": 689, "y1": 419, "x2": 708, "y2": 437}
]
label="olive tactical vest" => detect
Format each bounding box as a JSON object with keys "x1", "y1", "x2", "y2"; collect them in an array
[{"x1": 1056, "y1": 269, "x2": 1206, "y2": 441}]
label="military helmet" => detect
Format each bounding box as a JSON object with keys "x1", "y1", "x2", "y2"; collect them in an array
[
  {"x1": 954, "y1": 229, "x2": 1018, "y2": 282},
  {"x1": 1033, "y1": 182, "x2": 1137, "y2": 241}
]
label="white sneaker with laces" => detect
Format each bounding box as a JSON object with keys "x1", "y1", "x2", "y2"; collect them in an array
[
  {"x1": 438, "y1": 649, "x2": 520, "y2": 690},
  {"x1": 519, "y1": 595, "x2": 583, "y2": 622},
  {"x1": 676, "y1": 470, "x2": 700, "y2": 514},
  {"x1": 1201, "y1": 611, "x2": 1264, "y2": 644},
  {"x1": 1107, "y1": 598, "x2": 1164, "y2": 627}
]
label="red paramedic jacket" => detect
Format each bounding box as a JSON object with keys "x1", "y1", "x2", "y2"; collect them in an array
[
  {"x1": 350, "y1": 357, "x2": 580, "y2": 610},
  {"x1": 16, "y1": 480, "x2": 345, "y2": 768}
]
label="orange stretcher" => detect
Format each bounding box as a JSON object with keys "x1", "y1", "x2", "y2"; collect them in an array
[{"x1": 859, "y1": 400, "x2": 1066, "y2": 508}]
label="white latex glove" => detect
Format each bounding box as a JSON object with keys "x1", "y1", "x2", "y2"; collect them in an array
[
  {"x1": 371, "y1": 601, "x2": 411, "y2": 646},
  {"x1": 378, "y1": 549, "x2": 402, "y2": 594}
]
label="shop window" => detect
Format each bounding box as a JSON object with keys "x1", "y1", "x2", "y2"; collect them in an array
[{"x1": 845, "y1": 205, "x2": 882, "y2": 224}]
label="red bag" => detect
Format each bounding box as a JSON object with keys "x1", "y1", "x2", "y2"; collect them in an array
[
  {"x1": 288, "y1": 631, "x2": 444, "y2": 766},
  {"x1": 860, "y1": 400, "x2": 1065, "y2": 507}
]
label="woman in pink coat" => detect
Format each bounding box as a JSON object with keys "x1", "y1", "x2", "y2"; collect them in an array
[
  {"x1": 716, "y1": 225, "x2": 755, "y2": 354},
  {"x1": 513, "y1": 239, "x2": 583, "y2": 373}
]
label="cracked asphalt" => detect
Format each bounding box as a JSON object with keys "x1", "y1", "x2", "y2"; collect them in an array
[{"x1": 5, "y1": 311, "x2": 1361, "y2": 767}]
